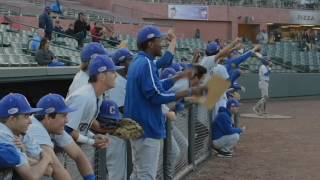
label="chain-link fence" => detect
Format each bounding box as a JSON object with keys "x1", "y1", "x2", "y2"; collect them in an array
[{"x1": 0, "y1": 104, "x2": 212, "y2": 180}]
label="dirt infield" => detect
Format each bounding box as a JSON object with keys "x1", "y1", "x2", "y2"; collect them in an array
[{"x1": 186, "y1": 98, "x2": 320, "y2": 180}]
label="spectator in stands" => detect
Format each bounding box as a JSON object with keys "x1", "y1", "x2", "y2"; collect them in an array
[
  {"x1": 35, "y1": 38, "x2": 65, "y2": 66},
  {"x1": 194, "y1": 28, "x2": 201, "y2": 39},
  {"x1": 31, "y1": 28, "x2": 45, "y2": 52},
  {"x1": 0, "y1": 93, "x2": 52, "y2": 179},
  {"x1": 273, "y1": 29, "x2": 282, "y2": 42},
  {"x1": 103, "y1": 48, "x2": 134, "y2": 180},
  {"x1": 27, "y1": 94, "x2": 96, "y2": 180},
  {"x1": 53, "y1": 20, "x2": 64, "y2": 36},
  {"x1": 39, "y1": 6, "x2": 53, "y2": 40},
  {"x1": 212, "y1": 98, "x2": 245, "y2": 158},
  {"x1": 64, "y1": 55, "x2": 116, "y2": 179},
  {"x1": 91, "y1": 23, "x2": 103, "y2": 43},
  {"x1": 65, "y1": 23, "x2": 74, "y2": 36},
  {"x1": 256, "y1": 29, "x2": 268, "y2": 44},
  {"x1": 74, "y1": 12, "x2": 90, "y2": 48},
  {"x1": 124, "y1": 25, "x2": 206, "y2": 179}
]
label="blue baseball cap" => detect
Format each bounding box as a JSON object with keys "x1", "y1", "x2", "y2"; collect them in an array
[
  {"x1": 36, "y1": 94, "x2": 76, "y2": 115},
  {"x1": 206, "y1": 42, "x2": 220, "y2": 56},
  {"x1": 81, "y1": 42, "x2": 108, "y2": 62},
  {"x1": 0, "y1": 93, "x2": 42, "y2": 118},
  {"x1": 226, "y1": 99, "x2": 240, "y2": 109},
  {"x1": 88, "y1": 55, "x2": 124, "y2": 76},
  {"x1": 0, "y1": 143, "x2": 20, "y2": 168},
  {"x1": 175, "y1": 101, "x2": 185, "y2": 112},
  {"x1": 112, "y1": 48, "x2": 134, "y2": 65},
  {"x1": 98, "y1": 100, "x2": 121, "y2": 122},
  {"x1": 170, "y1": 63, "x2": 183, "y2": 72},
  {"x1": 137, "y1": 25, "x2": 166, "y2": 46},
  {"x1": 160, "y1": 67, "x2": 177, "y2": 79},
  {"x1": 261, "y1": 56, "x2": 270, "y2": 65}
]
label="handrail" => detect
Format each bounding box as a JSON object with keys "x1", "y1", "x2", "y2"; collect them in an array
[{"x1": 0, "y1": 3, "x2": 22, "y2": 16}]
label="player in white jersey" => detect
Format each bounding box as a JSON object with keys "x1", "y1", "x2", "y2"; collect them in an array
[
  {"x1": 27, "y1": 94, "x2": 96, "y2": 180},
  {"x1": 65, "y1": 55, "x2": 121, "y2": 178},
  {"x1": 253, "y1": 56, "x2": 272, "y2": 115},
  {"x1": 68, "y1": 42, "x2": 108, "y2": 95},
  {"x1": 200, "y1": 38, "x2": 242, "y2": 115},
  {"x1": 0, "y1": 93, "x2": 52, "y2": 180}
]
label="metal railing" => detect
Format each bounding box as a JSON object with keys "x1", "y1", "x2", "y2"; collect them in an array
[
  {"x1": 0, "y1": 3, "x2": 22, "y2": 16},
  {"x1": 0, "y1": 103, "x2": 213, "y2": 180},
  {"x1": 93, "y1": 103, "x2": 212, "y2": 180}
]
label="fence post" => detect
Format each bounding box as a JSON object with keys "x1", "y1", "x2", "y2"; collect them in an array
[
  {"x1": 188, "y1": 104, "x2": 196, "y2": 167},
  {"x1": 127, "y1": 140, "x2": 132, "y2": 180},
  {"x1": 163, "y1": 120, "x2": 173, "y2": 180},
  {"x1": 95, "y1": 149, "x2": 107, "y2": 180},
  {"x1": 207, "y1": 110, "x2": 213, "y2": 152},
  {"x1": 234, "y1": 112, "x2": 240, "y2": 128}
]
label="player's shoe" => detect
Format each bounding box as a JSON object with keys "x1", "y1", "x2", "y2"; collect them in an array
[
  {"x1": 216, "y1": 151, "x2": 233, "y2": 158},
  {"x1": 252, "y1": 106, "x2": 260, "y2": 115}
]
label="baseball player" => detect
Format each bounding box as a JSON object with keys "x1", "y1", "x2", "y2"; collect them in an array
[
  {"x1": 212, "y1": 99, "x2": 245, "y2": 158},
  {"x1": 68, "y1": 42, "x2": 108, "y2": 95},
  {"x1": 0, "y1": 93, "x2": 52, "y2": 179},
  {"x1": 27, "y1": 94, "x2": 95, "y2": 180},
  {"x1": 125, "y1": 25, "x2": 206, "y2": 180},
  {"x1": 64, "y1": 55, "x2": 120, "y2": 179},
  {"x1": 200, "y1": 38, "x2": 242, "y2": 115},
  {"x1": 253, "y1": 56, "x2": 272, "y2": 115},
  {"x1": 104, "y1": 48, "x2": 134, "y2": 180}
]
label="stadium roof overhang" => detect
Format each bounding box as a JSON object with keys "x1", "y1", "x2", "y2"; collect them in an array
[{"x1": 0, "y1": 67, "x2": 78, "y2": 83}]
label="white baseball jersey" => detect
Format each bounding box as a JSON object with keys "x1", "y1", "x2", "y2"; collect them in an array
[
  {"x1": 169, "y1": 78, "x2": 189, "y2": 93},
  {"x1": 22, "y1": 133, "x2": 42, "y2": 159},
  {"x1": 0, "y1": 123, "x2": 28, "y2": 167},
  {"x1": 66, "y1": 84, "x2": 103, "y2": 135},
  {"x1": 27, "y1": 117, "x2": 73, "y2": 148},
  {"x1": 68, "y1": 70, "x2": 89, "y2": 95},
  {"x1": 105, "y1": 73, "x2": 127, "y2": 107},
  {"x1": 259, "y1": 64, "x2": 270, "y2": 82},
  {"x1": 200, "y1": 55, "x2": 217, "y2": 73}
]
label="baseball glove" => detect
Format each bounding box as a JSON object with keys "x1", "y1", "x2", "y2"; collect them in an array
[{"x1": 100, "y1": 118, "x2": 143, "y2": 140}]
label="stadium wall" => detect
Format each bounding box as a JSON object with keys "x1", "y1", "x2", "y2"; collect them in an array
[
  {"x1": 1, "y1": 70, "x2": 320, "y2": 103},
  {"x1": 238, "y1": 73, "x2": 320, "y2": 99},
  {"x1": 72, "y1": 0, "x2": 319, "y2": 42}
]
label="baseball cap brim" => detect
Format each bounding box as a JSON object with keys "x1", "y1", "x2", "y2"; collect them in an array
[
  {"x1": 110, "y1": 66, "x2": 124, "y2": 71},
  {"x1": 57, "y1": 107, "x2": 76, "y2": 114},
  {"x1": 21, "y1": 107, "x2": 43, "y2": 114},
  {"x1": 99, "y1": 114, "x2": 122, "y2": 122}
]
